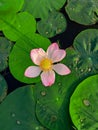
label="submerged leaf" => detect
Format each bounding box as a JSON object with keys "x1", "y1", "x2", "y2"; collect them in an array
[
  {"x1": 66, "y1": 0, "x2": 98, "y2": 25},
  {"x1": 37, "y1": 11, "x2": 67, "y2": 38},
  {"x1": 0, "y1": 37, "x2": 13, "y2": 72},
  {"x1": 63, "y1": 29, "x2": 98, "y2": 79},
  {"x1": 0, "y1": 74, "x2": 8, "y2": 103}
]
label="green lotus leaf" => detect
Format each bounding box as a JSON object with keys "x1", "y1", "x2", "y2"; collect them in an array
[
  {"x1": 9, "y1": 34, "x2": 51, "y2": 83},
  {"x1": 0, "y1": 85, "x2": 48, "y2": 130},
  {"x1": 63, "y1": 29, "x2": 98, "y2": 79},
  {"x1": 65, "y1": 0, "x2": 98, "y2": 25},
  {"x1": 3, "y1": 12, "x2": 36, "y2": 41},
  {"x1": 0, "y1": 0, "x2": 24, "y2": 30},
  {"x1": 70, "y1": 74, "x2": 98, "y2": 130},
  {"x1": 37, "y1": 11, "x2": 67, "y2": 38},
  {"x1": 0, "y1": 37, "x2": 13, "y2": 72},
  {"x1": 0, "y1": 74, "x2": 8, "y2": 103},
  {"x1": 22, "y1": 0, "x2": 66, "y2": 19},
  {"x1": 34, "y1": 71, "x2": 79, "y2": 130},
  {"x1": 0, "y1": 0, "x2": 24, "y2": 13}
]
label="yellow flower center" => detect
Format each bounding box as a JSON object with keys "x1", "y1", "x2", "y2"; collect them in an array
[{"x1": 40, "y1": 58, "x2": 52, "y2": 71}]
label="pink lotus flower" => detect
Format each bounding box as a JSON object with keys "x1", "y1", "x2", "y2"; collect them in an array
[{"x1": 24, "y1": 43, "x2": 71, "y2": 86}]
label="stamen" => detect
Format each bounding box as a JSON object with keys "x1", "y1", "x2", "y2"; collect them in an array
[{"x1": 40, "y1": 58, "x2": 52, "y2": 71}]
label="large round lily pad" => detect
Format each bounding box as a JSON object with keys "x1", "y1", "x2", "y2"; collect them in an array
[
  {"x1": 0, "y1": 37, "x2": 13, "y2": 72},
  {"x1": 70, "y1": 74, "x2": 98, "y2": 130},
  {"x1": 22, "y1": 0, "x2": 66, "y2": 19},
  {"x1": 63, "y1": 29, "x2": 98, "y2": 79},
  {"x1": 0, "y1": 85, "x2": 48, "y2": 130},
  {"x1": 0, "y1": 74, "x2": 8, "y2": 103},
  {"x1": 37, "y1": 11, "x2": 67, "y2": 38},
  {"x1": 9, "y1": 34, "x2": 51, "y2": 83},
  {"x1": 34, "y1": 72, "x2": 79, "y2": 130},
  {"x1": 65, "y1": 0, "x2": 98, "y2": 25}
]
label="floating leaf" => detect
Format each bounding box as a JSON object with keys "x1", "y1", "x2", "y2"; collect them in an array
[
  {"x1": 22, "y1": 0, "x2": 66, "y2": 19},
  {"x1": 34, "y1": 72, "x2": 79, "y2": 130},
  {"x1": 63, "y1": 29, "x2": 98, "y2": 79},
  {"x1": 9, "y1": 34, "x2": 51, "y2": 83},
  {"x1": 3, "y1": 12, "x2": 36, "y2": 41},
  {"x1": 0, "y1": 0, "x2": 24, "y2": 30},
  {"x1": 70, "y1": 74, "x2": 98, "y2": 130},
  {"x1": 65, "y1": 0, "x2": 98, "y2": 25},
  {"x1": 0, "y1": 85, "x2": 48, "y2": 130},
  {"x1": 37, "y1": 11, "x2": 67, "y2": 38},
  {"x1": 0, "y1": 0, "x2": 24, "y2": 13},
  {"x1": 0, "y1": 37, "x2": 13, "y2": 72},
  {"x1": 0, "y1": 74, "x2": 8, "y2": 103}
]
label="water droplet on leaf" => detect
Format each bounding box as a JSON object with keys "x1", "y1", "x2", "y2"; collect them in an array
[
  {"x1": 88, "y1": 68, "x2": 91, "y2": 72},
  {"x1": 83, "y1": 99, "x2": 90, "y2": 106},
  {"x1": 11, "y1": 113, "x2": 16, "y2": 117},
  {"x1": 56, "y1": 97, "x2": 59, "y2": 101},
  {"x1": 46, "y1": 32, "x2": 49, "y2": 34},
  {"x1": 56, "y1": 29, "x2": 61, "y2": 33},
  {"x1": 80, "y1": 69, "x2": 84, "y2": 72},
  {"x1": 51, "y1": 115, "x2": 57, "y2": 122},
  {"x1": 40, "y1": 91, "x2": 46, "y2": 96},
  {"x1": 58, "y1": 82, "x2": 62, "y2": 86},
  {"x1": 60, "y1": 16, "x2": 63, "y2": 19},
  {"x1": 16, "y1": 120, "x2": 21, "y2": 125}
]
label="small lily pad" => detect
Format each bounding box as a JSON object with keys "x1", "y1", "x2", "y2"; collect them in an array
[
  {"x1": 0, "y1": 37, "x2": 13, "y2": 72},
  {"x1": 63, "y1": 29, "x2": 98, "y2": 79},
  {"x1": 0, "y1": 85, "x2": 48, "y2": 130},
  {"x1": 3, "y1": 12, "x2": 36, "y2": 41},
  {"x1": 0, "y1": 74, "x2": 8, "y2": 103},
  {"x1": 22, "y1": 0, "x2": 66, "y2": 19},
  {"x1": 70, "y1": 74, "x2": 98, "y2": 130},
  {"x1": 37, "y1": 11, "x2": 67, "y2": 38},
  {"x1": 65, "y1": 0, "x2": 98, "y2": 25}
]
